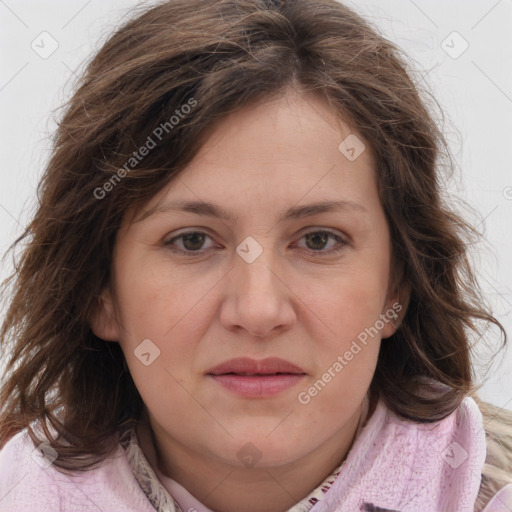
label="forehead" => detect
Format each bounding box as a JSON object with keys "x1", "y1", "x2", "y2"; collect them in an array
[
  {"x1": 130, "y1": 89, "x2": 378, "y2": 225},
  {"x1": 189, "y1": 89, "x2": 375, "y2": 172}
]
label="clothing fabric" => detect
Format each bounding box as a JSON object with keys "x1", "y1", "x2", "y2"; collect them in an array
[
  {"x1": 124, "y1": 422, "x2": 344, "y2": 512},
  {"x1": 125, "y1": 397, "x2": 366, "y2": 512},
  {"x1": 1, "y1": 396, "x2": 511, "y2": 511}
]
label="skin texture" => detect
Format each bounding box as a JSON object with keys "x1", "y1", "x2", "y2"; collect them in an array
[{"x1": 91, "y1": 88, "x2": 403, "y2": 512}]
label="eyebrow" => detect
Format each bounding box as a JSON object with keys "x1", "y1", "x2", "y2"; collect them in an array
[{"x1": 136, "y1": 198, "x2": 368, "y2": 224}]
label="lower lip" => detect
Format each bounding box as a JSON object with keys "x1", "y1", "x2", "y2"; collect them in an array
[{"x1": 209, "y1": 374, "x2": 306, "y2": 398}]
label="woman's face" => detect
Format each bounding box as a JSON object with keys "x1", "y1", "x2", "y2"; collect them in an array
[{"x1": 92, "y1": 89, "x2": 401, "y2": 470}]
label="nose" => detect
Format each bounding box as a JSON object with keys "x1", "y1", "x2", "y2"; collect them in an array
[{"x1": 219, "y1": 241, "x2": 296, "y2": 339}]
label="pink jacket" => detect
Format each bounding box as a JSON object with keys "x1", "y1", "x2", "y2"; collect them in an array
[{"x1": 1, "y1": 396, "x2": 511, "y2": 511}]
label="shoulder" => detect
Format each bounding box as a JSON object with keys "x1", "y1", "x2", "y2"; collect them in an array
[
  {"x1": 383, "y1": 393, "x2": 486, "y2": 456},
  {"x1": 324, "y1": 395, "x2": 487, "y2": 511},
  {"x1": 475, "y1": 399, "x2": 512, "y2": 511},
  {"x1": 382, "y1": 395, "x2": 512, "y2": 511},
  {"x1": 380, "y1": 395, "x2": 487, "y2": 510},
  {"x1": 0, "y1": 429, "x2": 61, "y2": 510},
  {"x1": 0, "y1": 428, "x2": 155, "y2": 512}
]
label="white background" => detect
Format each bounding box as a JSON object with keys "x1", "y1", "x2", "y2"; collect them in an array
[{"x1": 1, "y1": 0, "x2": 511, "y2": 410}]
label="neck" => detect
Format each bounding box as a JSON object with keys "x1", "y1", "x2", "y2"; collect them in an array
[{"x1": 136, "y1": 399, "x2": 369, "y2": 512}]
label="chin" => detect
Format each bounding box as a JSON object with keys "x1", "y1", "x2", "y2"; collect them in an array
[{"x1": 212, "y1": 435, "x2": 309, "y2": 468}]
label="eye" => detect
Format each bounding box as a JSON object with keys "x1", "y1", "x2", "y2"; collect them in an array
[
  {"x1": 164, "y1": 231, "x2": 215, "y2": 253},
  {"x1": 294, "y1": 230, "x2": 348, "y2": 255},
  {"x1": 164, "y1": 229, "x2": 348, "y2": 256}
]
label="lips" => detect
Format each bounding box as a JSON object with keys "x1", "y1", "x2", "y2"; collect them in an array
[
  {"x1": 207, "y1": 357, "x2": 306, "y2": 376},
  {"x1": 207, "y1": 358, "x2": 307, "y2": 398}
]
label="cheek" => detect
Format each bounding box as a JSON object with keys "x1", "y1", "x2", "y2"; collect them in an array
[
  {"x1": 114, "y1": 254, "x2": 210, "y2": 336},
  {"x1": 293, "y1": 275, "x2": 384, "y2": 422},
  {"x1": 112, "y1": 258, "x2": 218, "y2": 388},
  {"x1": 304, "y1": 283, "x2": 383, "y2": 386},
  {"x1": 295, "y1": 258, "x2": 391, "y2": 347},
  {"x1": 112, "y1": 269, "x2": 203, "y2": 416}
]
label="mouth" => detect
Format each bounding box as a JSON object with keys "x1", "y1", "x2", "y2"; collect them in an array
[
  {"x1": 207, "y1": 357, "x2": 306, "y2": 398},
  {"x1": 207, "y1": 357, "x2": 306, "y2": 376},
  {"x1": 216, "y1": 372, "x2": 302, "y2": 376}
]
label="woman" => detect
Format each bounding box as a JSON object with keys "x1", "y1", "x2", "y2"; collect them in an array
[{"x1": 1, "y1": 0, "x2": 511, "y2": 510}]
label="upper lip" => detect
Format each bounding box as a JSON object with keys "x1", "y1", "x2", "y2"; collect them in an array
[{"x1": 207, "y1": 357, "x2": 306, "y2": 376}]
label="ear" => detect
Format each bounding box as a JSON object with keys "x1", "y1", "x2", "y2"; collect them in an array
[
  {"x1": 380, "y1": 276, "x2": 411, "y2": 340},
  {"x1": 89, "y1": 286, "x2": 120, "y2": 342}
]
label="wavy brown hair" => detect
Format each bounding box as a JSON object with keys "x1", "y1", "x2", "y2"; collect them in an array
[{"x1": 0, "y1": 0, "x2": 506, "y2": 472}]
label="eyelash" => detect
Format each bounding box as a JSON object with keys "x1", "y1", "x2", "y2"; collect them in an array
[{"x1": 164, "y1": 229, "x2": 349, "y2": 257}]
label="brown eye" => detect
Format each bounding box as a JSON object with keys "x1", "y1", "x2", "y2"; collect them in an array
[
  {"x1": 304, "y1": 232, "x2": 330, "y2": 251},
  {"x1": 297, "y1": 230, "x2": 348, "y2": 255},
  {"x1": 164, "y1": 229, "x2": 348, "y2": 257},
  {"x1": 180, "y1": 232, "x2": 206, "y2": 251},
  {"x1": 165, "y1": 231, "x2": 214, "y2": 253}
]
